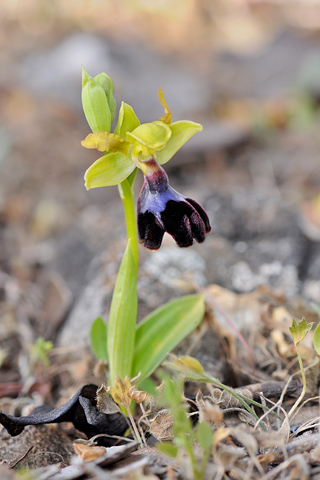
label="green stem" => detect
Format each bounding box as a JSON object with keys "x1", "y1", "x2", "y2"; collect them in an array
[
  {"x1": 185, "y1": 443, "x2": 200, "y2": 480},
  {"x1": 200, "y1": 447, "x2": 211, "y2": 478},
  {"x1": 288, "y1": 346, "x2": 306, "y2": 419},
  {"x1": 118, "y1": 178, "x2": 139, "y2": 272}
]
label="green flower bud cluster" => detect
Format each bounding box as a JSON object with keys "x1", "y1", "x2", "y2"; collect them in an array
[{"x1": 81, "y1": 67, "x2": 116, "y2": 133}]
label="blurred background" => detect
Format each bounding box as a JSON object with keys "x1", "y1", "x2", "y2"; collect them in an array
[{"x1": 1, "y1": 0, "x2": 320, "y2": 372}]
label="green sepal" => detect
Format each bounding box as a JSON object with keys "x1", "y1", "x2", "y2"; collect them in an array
[
  {"x1": 157, "y1": 120, "x2": 202, "y2": 165},
  {"x1": 81, "y1": 132, "x2": 131, "y2": 155},
  {"x1": 81, "y1": 67, "x2": 111, "y2": 133},
  {"x1": 114, "y1": 102, "x2": 140, "y2": 138},
  {"x1": 90, "y1": 317, "x2": 108, "y2": 362},
  {"x1": 94, "y1": 72, "x2": 117, "y2": 123},
  {"x1": 107, "y1": 239, "x2": 138, "y2": 385},
  {"x1": 127, "y1": 121, "x2": 172, "y2": 151},
  {"x1": 84, "y1": 152, "x2": 135, "y2": 189},
  {"x1": 132, "y1": 294, "x2": 205, "y2": 383}
]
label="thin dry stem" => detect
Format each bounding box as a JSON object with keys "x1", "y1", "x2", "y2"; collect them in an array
[{"x1": 126, "y1": 406, "x2": 144, "y2": 447}]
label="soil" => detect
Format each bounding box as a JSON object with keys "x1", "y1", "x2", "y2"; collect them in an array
[{"x1": 1, "y1": 5, "x2": 320, "y2": 479}]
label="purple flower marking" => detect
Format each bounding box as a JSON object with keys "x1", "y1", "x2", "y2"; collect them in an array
[{"x1": 137, "y1": 159, "x2": 211, "y2": 250}]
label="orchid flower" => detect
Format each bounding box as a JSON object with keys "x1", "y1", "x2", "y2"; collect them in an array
[
  {"x1": 137, "y1": 158, "x2": 210, "y2": 249},
  {"x1": 81, "y1": 69, "x2": 210, "y2": 249}
]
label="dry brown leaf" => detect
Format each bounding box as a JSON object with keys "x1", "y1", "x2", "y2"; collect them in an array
[
  {"x1": 127, "y1": 386, "x2": 150, "y2": 404},
  {"x1": 214, "y1": 443, "x2": 245, "y2": 468},
  {"x1": 212, "y1": 427, "x2": 231, "y2": 454},
  {"x1": 270, "y1": 329, "x2": 294, "y2": 358},
  {"x1": 231, "y1": 426, "x2": 258, "y2": 454},
  {"x1": 271, "y1": 306, "x2": 293, "y2": 329},
  {"x1": 206, "y1": 285, "x2": 262, "y2": 331},
  {"x1": 73, "y1": 443, "x2": 106, "y2": 462},
  {"x1": 211, "y1": 387, "x2": 253, "y2": 410},
  {"x1": 96, "y1": 384, "x2": 120, "y2": 415},
  {"x1": 196, "y1": 391, "x2": 223, "y2": 425},
  {"x1": 148, "y1": 409, "x2": 174, "y2": 441},
  {"x1": 257, "y1": 435, "x2": 319, "y2": 466},
  {"x1": 253, "y1": 430, "x2": 286, "y2": 449},
  {"x1": 308, "y1": 444, "x2": 320, "y2": 463},
  {"x1": 109, "y1": 375, "x2": 133, "y2": 409}
]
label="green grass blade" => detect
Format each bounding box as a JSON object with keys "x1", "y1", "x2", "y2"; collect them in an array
[
  {"x1": 107, "y1": 239, "x2": 137, "y2": 385},
  {"x1": 132, "y1": 294, "x2": 205, "y2": 382},
  {"x1": 90, "y1": 317, "x2": 108, "y2": 361}
]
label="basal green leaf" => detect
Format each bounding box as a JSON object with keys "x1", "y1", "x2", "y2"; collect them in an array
[
  {"x1": 114, "y1": 102, "x2": 140, "y2": 138},
  {"x1": 90, "y1": 317, "x2": 108, "y2": 361},
  {"x1": 157, "y1": 121, "x2": 202, "y2": 165},
  {"x1": 132, "y1": 294, "x2": 205, "y2": 382},
  {"x1": 84, "y1": 152, "x2": 135, "y2": 189},
  {"x1": 138, "y1": 376, "x2": 157, "y2": 396},
  {"x1": 82, "y1": 67, "x2": 111, "y2": 133},
  {"x1": 107, "y1": 240, "x2": 137, "y2": 385},
  {"x1": 313, "y1": 322, "x2": 320, "y2": 356}
]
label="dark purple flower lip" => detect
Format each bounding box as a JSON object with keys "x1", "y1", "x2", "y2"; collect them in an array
[{"x1": 137, "y1": 161, "x2": 211, "y2": 250}]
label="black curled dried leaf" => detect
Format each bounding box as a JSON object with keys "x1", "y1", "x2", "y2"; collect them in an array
[{"x1": 0, "y1": 384, "x2": 128, "y2": 444}]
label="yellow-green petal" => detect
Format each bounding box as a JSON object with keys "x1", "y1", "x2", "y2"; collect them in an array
[
  {"x1": 157, "y1": 120, "x2": 202, "y2": 165},
  {"x1": 85, "y1": 152, "x2": 135, "y2": 189},
  {"x1": 127, "y1": 121, "x2": 172, "y2": 151},
  {"x1": 158, "y1": 88, "x2": 172, "y2": 125},
  {"x1": 81, "y1": 132, "x2": 131, "y2": 155},
  {"x1": 114, "y1": 102, "x2": 140, "y2": 139}
]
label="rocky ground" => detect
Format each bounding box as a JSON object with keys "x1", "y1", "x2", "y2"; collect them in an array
[{"x1": 1, "y1": 9, "x2": 320, "y2": 479}]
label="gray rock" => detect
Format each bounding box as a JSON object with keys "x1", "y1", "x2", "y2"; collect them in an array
[
  {"x1": 57, "y1": 266, "x2": 112, "y2": 347},
  {"x1": 57, "y1": 175, "x2": 307, "y2": 347}
]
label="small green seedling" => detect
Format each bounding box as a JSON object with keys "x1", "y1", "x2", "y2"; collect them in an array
[
  {"x1": 288, "y1": 318, "x2": 313, "y2": 419},
  {"x1": 29, "y1": 337, "x2": 53, "y2": 373},
  {"x1": 157, "y1": 372, "x2": 213, "y2": 480}
]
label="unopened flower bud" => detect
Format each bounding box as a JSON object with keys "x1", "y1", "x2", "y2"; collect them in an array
[
  {"x1": 94, "y1": 72, "x2": 117, "y2": 123},
  {"x1": 81, "y1": 67, "x2": 111, "y2": 133}
]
